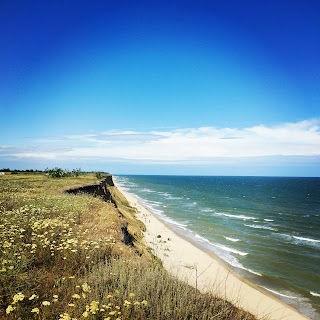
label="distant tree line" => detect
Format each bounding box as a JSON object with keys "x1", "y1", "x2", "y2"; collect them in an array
[
  {"x1": 0, "y1": 168, "x2": 44, "y2": 174},
  {"x1": 0, "y1": 168, "x2": 109, "y2": 179}
]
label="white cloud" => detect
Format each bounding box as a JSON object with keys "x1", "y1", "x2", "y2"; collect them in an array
[{"x1": 4, "y1": 119, "x2": 320, "y2": 163}]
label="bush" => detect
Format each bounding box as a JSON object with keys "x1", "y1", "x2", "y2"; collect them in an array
[
  {"x1": 71, "y1": 168, "x2": 82, "y2": 178},
  {"x1": 95, "y1": 172, "x2": 105, "y2": 179},
  {"x1": 45, "y1": 168, "x2": 82, "y2": 178}
]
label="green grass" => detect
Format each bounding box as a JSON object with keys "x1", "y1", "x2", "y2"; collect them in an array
[{"x1": 0, "y1": 174, "x2": 257, "y2": 319}]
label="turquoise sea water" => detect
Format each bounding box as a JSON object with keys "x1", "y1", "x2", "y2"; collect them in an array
[{"x1": 115, "y1": 175, "x2": 320, "y2": 319}]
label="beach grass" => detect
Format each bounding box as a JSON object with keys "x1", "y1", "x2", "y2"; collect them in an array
[{"x1": 0, "y1": 173, "x2": 256, "y2": 319}]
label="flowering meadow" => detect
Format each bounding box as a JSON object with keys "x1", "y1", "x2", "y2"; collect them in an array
[{"x1": 0, "y1": 174, "x2": 256, "y2": 320}]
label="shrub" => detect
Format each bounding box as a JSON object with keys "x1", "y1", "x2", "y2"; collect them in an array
[
  {"x1": 45, "y1": 168, "x2": 82, "y2": 178},
  {"x1": 95, "y1": 172, "x2": 104, "y2": 179}
]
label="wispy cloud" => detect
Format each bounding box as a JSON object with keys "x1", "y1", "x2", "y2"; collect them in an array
[
  {"x1": 35, "y1": 132, "x2": 165, "y2": 144},
  {"x1": 3, "y1": 119, "x2": 320, "y2": 163}
]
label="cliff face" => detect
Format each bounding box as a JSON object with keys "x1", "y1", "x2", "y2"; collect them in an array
[
  {"x1": 65, "y1": 175, "x2": 150, "y2": 257},
  {"x1": 65, "y1": 175, "x2": 116, "y2": 205},
  {"x1": 104, "y1": 174, "x2": 114, "y2": 187}
]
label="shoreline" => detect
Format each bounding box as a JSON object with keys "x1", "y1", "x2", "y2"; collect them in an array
[{"x1": 114, "y1": 179, "x2": 310, "y2": 320}]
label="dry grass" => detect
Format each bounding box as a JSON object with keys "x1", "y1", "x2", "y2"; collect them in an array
[
  {"x1": 0, "y1": 174, "x2": 257, "y2": 320},
  {"x1": 86, "y1": 258, "x2": 256, "y2": 320}
]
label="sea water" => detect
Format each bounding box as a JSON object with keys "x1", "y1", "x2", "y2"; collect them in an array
[{"x1": 114, "y1": 175, "x2": 320, "y2": 320}]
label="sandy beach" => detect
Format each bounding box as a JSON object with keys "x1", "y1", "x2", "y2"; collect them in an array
[{"x1": 114, "y1": 181, "x2": 310, "y2": 320}]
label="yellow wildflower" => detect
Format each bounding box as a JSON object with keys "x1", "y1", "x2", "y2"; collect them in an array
[
  {"x1": 6, "y1": 305, "x2": 15, "y2": 314},
  {"x1": 141, "y1": 300, "x2": 148, "y2": 306},
  {"x1": 82, "y1": 311, "x2": 89, "y2": 318},
  {"x1": 68, "y1": 303, "x2": 75, "y2": 307},
  {"x1": 12, "y1": 292, "x2": 25, "y2": 304},
  {"x1": 29, "y1": 294, "x2": 38, "y2": 300},
  {"x1": 72, "y1": 293, "x2": 81, "y2": 299},
  {"x1": 31, "y1": 308, "x2": 40, "y2": 314},
  {"x1": 42, "y1": 301, "x2": 51, "y2": 306},
  {"x1": 3, "y1": 241, "x2": 12, "y2": 248},
  {"x1": 81, "y1": 283, "x2": 91, "y2": 293},
  {"x1": 129, "y1": 292, "x2": 135, "y2": 298},
  {"x1": 59, "y1": 313, "x2": 71, "y2": 320},
  {"x1": 89, "y1": 300, "x2": 99, "y2": 314},
  {"x1": 124, "y1": 300, "x2": 131, "y2": 306}
]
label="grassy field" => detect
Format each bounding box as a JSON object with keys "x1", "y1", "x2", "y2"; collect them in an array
[{"x1": 0, "y1": 174, "x2": 257, "y2": 320}]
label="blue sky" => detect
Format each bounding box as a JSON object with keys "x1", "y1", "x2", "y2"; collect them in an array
[{"x1": 1, "y1": 0, "x2": 320, "y2": 176}]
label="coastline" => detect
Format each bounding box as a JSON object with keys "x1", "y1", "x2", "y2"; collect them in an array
[{"x1": 114, "y1": 179, "x2": 310, "y2": 320}]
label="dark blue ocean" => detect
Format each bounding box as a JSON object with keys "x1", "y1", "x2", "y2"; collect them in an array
[{"x1": 115, "y1": 175, "x2": 320, "y2": 319}]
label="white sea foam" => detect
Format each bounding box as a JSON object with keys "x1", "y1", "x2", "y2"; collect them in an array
[
  {"x1": 213, "y1": 243, "x2": 248, "y2": 256},
  {"x1": 262, "y1": 287, "x2": 297, "y2": 299},
  {"x1": 163, "y1": 217, "x2": 188, "y2": 229},
  {"x1": 277, "y1": 233, "x2": 292, "y2": 242},
  {"x1": 194, "y1": 234, "x2": 248, "y2": 255},
  {"x1": 264, "y1": 219, "x2": 274, "y2": 222},
  {"x1": 216, "y1": 212, "x2": 255, "y2": 220},
  {"x1": 157, "y1": 192, "x2": 182, "y2": 200},
  {"x1": 158, "y1": 192, "x2": 171, "y2": 197},
  {"x1": 148, "y1": 200, "x2": 163, "y2": 205},
  {"x1": 165, "y1": 195, "x2": 183, "y2": 200},
  {"x1": 244, "y1": 224, "x2": 278, "y2": 231},
  {"x1": 293, "y1": 236, "x2": 320, "y2": 243},
  {"x1": 122, "y1": 181, "x2": 137, "y2": 187},
  {"x1": 142, "y1": 200, "x2": 164, "y2": 215},
  {"x1": 201, "y1": 208, "x2": 215, "y2": 213},
  {"x1": 147, "y1": 202, "x2": 161, "y2": 207},
  {"x1": 247, "y1": 269, "x2": 262, "y2": 276},
  {"x1": 141, "y1": 198, "x2": 161, "y2": 206},
  {"x1": 194, "y1": 234, "x2": 245, "y2": 268},
  {"x1": 153, "y1": 201, "x2": 163, "y2": 205},
  {"x1": 149, "y1": 208, "x2": 164, "y2": 215},
  {"x1": 195, "y1": 233, "x2": 211, "y2": 243},
  {"x1": 239, "y1": 267, "x2": 262, "y2": 276},
  {"x1": 310, "y1": 291, "x2": 320, "y2": 297},
  {"x1": 224, "y1": 236, "x2": 240, "y2": 242},
  {"x1": 141, "y1": 188, "x2": 155, "y2": 193}
]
